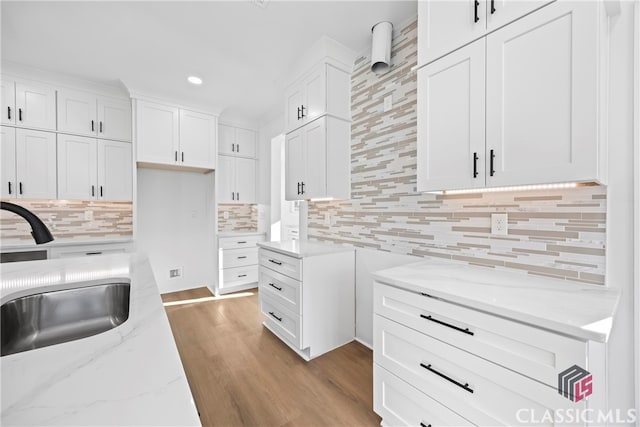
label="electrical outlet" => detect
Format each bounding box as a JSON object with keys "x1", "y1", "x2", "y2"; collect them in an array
[
  {"x1": 223, "y1": 211, "x2": 229, "y2": 219},
  {"x1": 383, "y1": 95, "x2": 393, "y2": 112},
  {"x1": 491, "y1": 213, "x2": 508, "y2": 236},
  {"x1": 84, "y1": 210, "x2": 93, "y2": 221},
  {"x1": 169, "y1": 268, "x2": 182, "y2": 278}
]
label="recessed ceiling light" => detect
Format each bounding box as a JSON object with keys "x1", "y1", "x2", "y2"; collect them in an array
[{"x1": 187, "y1": 76, "x2": 203, "y2": 85}]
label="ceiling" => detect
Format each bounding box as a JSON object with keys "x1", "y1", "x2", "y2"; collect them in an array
[{"x1": 1, "y1": 1, "x2": 417, "y2": 125}]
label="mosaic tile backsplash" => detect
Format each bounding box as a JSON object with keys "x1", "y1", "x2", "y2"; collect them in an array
[
  {"x1": 307, "y1": 17, "x2": 607, "y2": 285},
  {"x1": 218, "y1": 204, "x2": 257, "y2": 232},
  {"x1": 1, "y1": 199, "x2": 133, "y2": 243}
]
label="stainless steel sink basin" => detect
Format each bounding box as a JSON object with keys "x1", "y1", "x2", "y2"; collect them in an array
[{"x1": 1, "y1": 282, "x2": 130, "y2": 357}]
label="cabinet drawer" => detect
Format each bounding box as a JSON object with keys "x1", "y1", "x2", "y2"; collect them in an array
[
  {"x1": 219, "y1": 235, "x2": 263, "y2": 250},
  {"x1": 258, "y1": 266, "x2": 301, "y2": 315},
  {"x1": 374, "y1": 364, "x2": 474, "y2": 427},
  {"x1": 221, "y1": 265, "x2": 258, "y2": 288},
  {"x1": 260, "y1": 294, "x2": 301, "y2": 349},
  {"x1": 374, "y1": 315, "x2": 585, "y2": 426},
  {"x1": 222, "y1": 247, "x2": 258, "y2": 269},
  {"x1": 259, "y1": 249, "x2": 302, "y2": 281},
  {"x1": 374, "y1": 282, "x2": 586, "y2": 389}
]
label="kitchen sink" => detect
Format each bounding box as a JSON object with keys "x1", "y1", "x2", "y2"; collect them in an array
[{"x1": 1, "y1": 281, "x2": 130, "y2": 357}]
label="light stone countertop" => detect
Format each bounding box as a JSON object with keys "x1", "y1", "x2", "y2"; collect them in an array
[
  {"x1": 217, "y1": 231, "x2": 264, "y2": 238},
  {"x1": 0, "y1": 253, "x2": 200, "y2": 426},
  {"x1": 373, "y1": 259, "x2": 620, "y2": 343},
  {"x1": 1, "y1": 237, "x2": 133, "y2": 251},
  {"x1": 257, "y1": 239, "x2": 355, "y2": 259}
]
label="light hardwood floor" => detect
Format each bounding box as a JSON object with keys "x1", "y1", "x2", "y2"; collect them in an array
[{"x1": 161, "y1": 287, "x2": 381, "y2": 427}]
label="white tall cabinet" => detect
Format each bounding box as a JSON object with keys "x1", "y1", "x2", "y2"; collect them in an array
[
  {"x1": 217, "y1": 124, "x2": 257, "y2": 204},
  {"x1": 417, "y1": 1, "x2": 606, "y2": 192}
]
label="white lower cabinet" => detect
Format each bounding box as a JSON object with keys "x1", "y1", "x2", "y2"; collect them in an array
[
  {"x1": 257, "y1": 244, "x2": 355, "y2": 361},
  {"x1": 373, "y1": 280, "x2": 598, "y2": 427},
  {"x1": 217, "y1": 233, "x2": 264, "y2": 295}
]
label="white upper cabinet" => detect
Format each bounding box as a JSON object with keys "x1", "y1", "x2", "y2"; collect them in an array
[
  {"x1": 136, "y1": 99, "x2": 217, "y2": 171},
  {"x1": 14, "y1": 128, "x2": 57, "y2": 199},
  {"x1": 58, "y1": 88, "x2": 131, "y2": 141},
  {"x1": 58, "y1": 134, "x2": 132, "y2": 201},
  {"x1": 1, "y1": 79, "x2": 57, "y2": 131},
  {"x1": 418, "y1": 0, "x2": 554, "y2": 66},
  {"x1": 218, "y1": 124, "x2": 256, "y2": 158},
  {"x1": 217, "y1": 155, "x2": 256, "y2": 204},
  {"x1": 285, "y1": 116, "x2": 350, "y2": 201},
  {"x1": 179, "y1": 109, "x2": 217, "y2": 169},
  {"x1": 417, "y1": 1, "x2": 603, "y2": 192},
  {"x1": 1, "y1": 126, "x2": 17, "y2": 198},
  {"x1": 284, "y1": 62, "x2": 350, "y2": 134}
]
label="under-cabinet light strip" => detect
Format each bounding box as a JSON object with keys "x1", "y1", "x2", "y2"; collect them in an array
[{"x1": 428, "y1": 182, "x2": 595, "y2": 196}]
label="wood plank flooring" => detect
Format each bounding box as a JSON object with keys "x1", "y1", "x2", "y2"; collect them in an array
[{"x1": 161, "y1": 287, "x2": 381, "y2": 427}]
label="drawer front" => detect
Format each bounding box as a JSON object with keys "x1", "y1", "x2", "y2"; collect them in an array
[
  {"x1": 374, "y1": 315, "x2": 585, "y2": 426},
  {"x1": 258, "y1": 266, "x2": 301, "y2": 315},
  {"x1": 374, "y1": 282, "x2": 587, "y2": 389},
  {"x1": 222, "y1": 265, "x2": 258, "y2": 288},
  {"x1": 260, "y1": 294, "x2": 301, "y2": 349},
  {"x1": 222, "y1": 247, "x2": 258, "y2": 269},
  {"x1": 374, "y1": 364, "x2": 474, "y2": 427},
  {"x1": 219, "y1": 235, "x2": 263, "y2": 250},
  {"x1": 259, "y1": 248, "x2": 302, "y2": 281}
]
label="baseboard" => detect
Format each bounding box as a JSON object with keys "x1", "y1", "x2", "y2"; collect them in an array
[{"x1": 354, "y1": 336, "x2": 373, "y2": 350}]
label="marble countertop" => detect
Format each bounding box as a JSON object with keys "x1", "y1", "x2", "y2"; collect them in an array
[
  {"x1": 217, "y1": 231, "x2": 264, "y2": 238},
  {"x1": 373, "y1": 259, "x2": 620, "y2": 343},
  {"x1": 1, "y1": 253, "x2": 200, "y2": 426},
  {"x1": 1, "y1": 238, "x2": 133, "y2": 251},
  {"x1": 257, "y1": 240, "x2": 354, "y2": 259}
]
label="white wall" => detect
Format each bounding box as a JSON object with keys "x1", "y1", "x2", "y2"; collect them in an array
[
  {"x1": 136, "y1": 168, "x2": 215, "y2": 294},
  {"x1": 605, "y1": 1, "x2": 637, "y2": 419}
]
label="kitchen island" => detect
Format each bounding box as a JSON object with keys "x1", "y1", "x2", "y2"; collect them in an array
[{"x1": 1, "y1": 253, "x2": 200, "y2": 426}]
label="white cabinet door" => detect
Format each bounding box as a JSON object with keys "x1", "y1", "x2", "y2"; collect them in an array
[
  {"x1": 303, "y1": 117, "x2": 327, "y2": 199},
  {"x1": 179, "y1": 108, "x2": 216, "y2": 169},
  {"x1": 15, "y1": 129, "x2": 57, "y2": 199},
  {"x1": 97, "y1": 97, "x2": 132, "y2": 141},
  {"x1": 1, "y1": 126, "x2": 16, "y2": 198},
  {"x1": 217, "y1": 155, "x2": 236, "y2": 203},
  {"x1": 98, "y1": 140, "x2": 132, "y2": 201},
  {"x1": 235, "y1": 157, "x2": 256, "y2": 203},
  {"x1": 486, "y1": 0, "x2": 554, "y2": 31},
  {"x1": 218, "y1": 123, "x2": 236, "y2": 156},
  {"x1": 1, "y1": 78, "x2": 16, "y2": 125},
  {"x1": 302, "y1": 65, "x2": 326, "y2": 125},
  {"x1": 285, "y1": 84, "x2": 304, "y2": 133},
  {"x1": 418, "y1": 0, "x2": 487, "y2": 66},
  {"x1": 57, "y1": 134, "x2": 97, "y2": 200},
  {"x1": 235, "y1": 128, "x2": 256, "y2": 159},
  {"x1": 57, "y1": 89, "x2": 97, "y2": 137},
  {"x1": 136, "y1": 100, "x2": 179, "y2": 165},
  {"x1": 417, "y1": 39, "x2": 486, "y2": 192},
  {"x1": 15, "y1": 82, "x2": 56, "y2": 131},
  {"x1": 485, "y1": 1, "x2": 597, "y2": 187},
  {"x1": 285, "y1": 128, "x2": 305, "y2": 201}
]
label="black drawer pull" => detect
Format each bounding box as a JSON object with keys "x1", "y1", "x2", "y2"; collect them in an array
[
  {"x1": 420, "y1": 363, "x2": 474, "y2": 394},
  {"x1": 86, "y1": 251, "x2": 102, "y2": 255},
  {"x1": 420, "y1": 314, "x2": 474, "y2": 336},
  {"x1": 237, "y1": 256, "x2": 247, "y2": 259},
  {"x1": 268, "y1": 283, "x2": 282, "y2": 291},
  {"x1": 238, "y1": 274, "x2": 247, "y2": 278},
  {"x1": 268, "y1": 311, "x2": 282, "y2": 322},
  {"x1": 490, "y1": 149, "x2": 495, "y2": 176},
  {"x1": 237, "y1": 241, "x2": 247, "y2": 244},
  {"x1": 473, "y1": 152, "x2": 479, "y2": 178},
  {"x1": 474, "y1": 0, "x2": 480, "y2": 23},
  {"x1": 7, "y1": 182, "x2": 11, "y2": 195},
  {"x1": 420, "y1": 423, "x2": 432, "y2": 427},
  {"x1": 268, "y1": 259, "x2": 282, "y2": 266},
  {"x1": 7, "y1": 106, "x2": 11, "y2": 120}
]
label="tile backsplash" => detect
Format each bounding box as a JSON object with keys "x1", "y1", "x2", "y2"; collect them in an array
[
  {"x1": 1, "y1": 199, "x2": 133, "y2": 243},
  {"x1": 218, "y1": 204, "x2": 257, "y2": 232},
  {"x1": 307, "y1": 17, "x2": 607, "y2": 285}
]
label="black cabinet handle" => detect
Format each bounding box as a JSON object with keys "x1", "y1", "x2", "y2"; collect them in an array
[
  {"x1": 91, "y1": 185, "x2": 95, "y2": 197},
  {"x1": 18, "y1": 108, "x2": 22, "y2": 122},
  {"x1": 238, "y1": 274, "x2": 247, "y2": 278},
  {"x1": 268, "y1": 311, "x2": 282, "y2": 322},
  {"x1": 100, "y1": 185, "x2": 103, "y2": 197},
  {"x1": 7, "y1": 182, "x2": 12, "y2": 195},
  {"x1": 232, "y1": 192, "x2": 235, "y2": 201},
  {"x1": 99, "y1": 121, "x2": 103, "y2": 133},
  {"x1": 491, "y1": 0, "x2": 496, "y2": 14},
  {"x1": 237, "y1": 241, "x2": 247, "y2": 244},
  {"x1": 420, "y1": 314, "x2": 474, "y2": 336},
  {"x1": 237, "y1": 256, "x2": 247, "y2": 259},
  {"x1": 474, "y1": 0, "x2": 480, "y2": 23},
  {"x1": 420, "y1": 423, "x2": 432, "y2": 427},
  {"x1": 175, "y1": 151, "x2": 178, "y2": 162},
  {"x1": 268, "y1": 259, "x2": 282, "y2": 266},
  {"x1": 490, "y1": 149, "x2": 495, "y2": 176},
  {"x1": 19, "y1": 182, "x2": 23, "y2": 195},
  {"x1": 420, "y1": 363, "x2": 474, "y2": 393},
  {"x1": 301, "y1": 105, "x2": 306, "y2": 118},
  {"x1": 182, "y1": 152, "x2": 184, "y2": 162},
  {"x1": 301, "y1": 182, "x2": 305, "y2": 195},
  {"x1": 232, "y1": 143, "x2": 235, "y2": 152},
  {"x1": 237, "y1": 144, "x2": 239, "y2": 153},
  {"x1": 86, "y1": 251, "x2": 102, "y2": 256},
  {"x1": 473, "y1": 152, "x2": 479, "y2": 178},
  {"x1": 268, "y1": 283, "x2": 283, "y2": 291},
  {"x1": 297, "y1": 182, "x2": 301, "y2": 195},
  {"x1": 91, "y1": 120, "x2": 95, "y2": 131},
  {"x1": 297, "y1": 106, "x2": 301, "y2": 120},
  {"x1": 7, "y1": 106, "x2": 11, "y2": 120}
]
